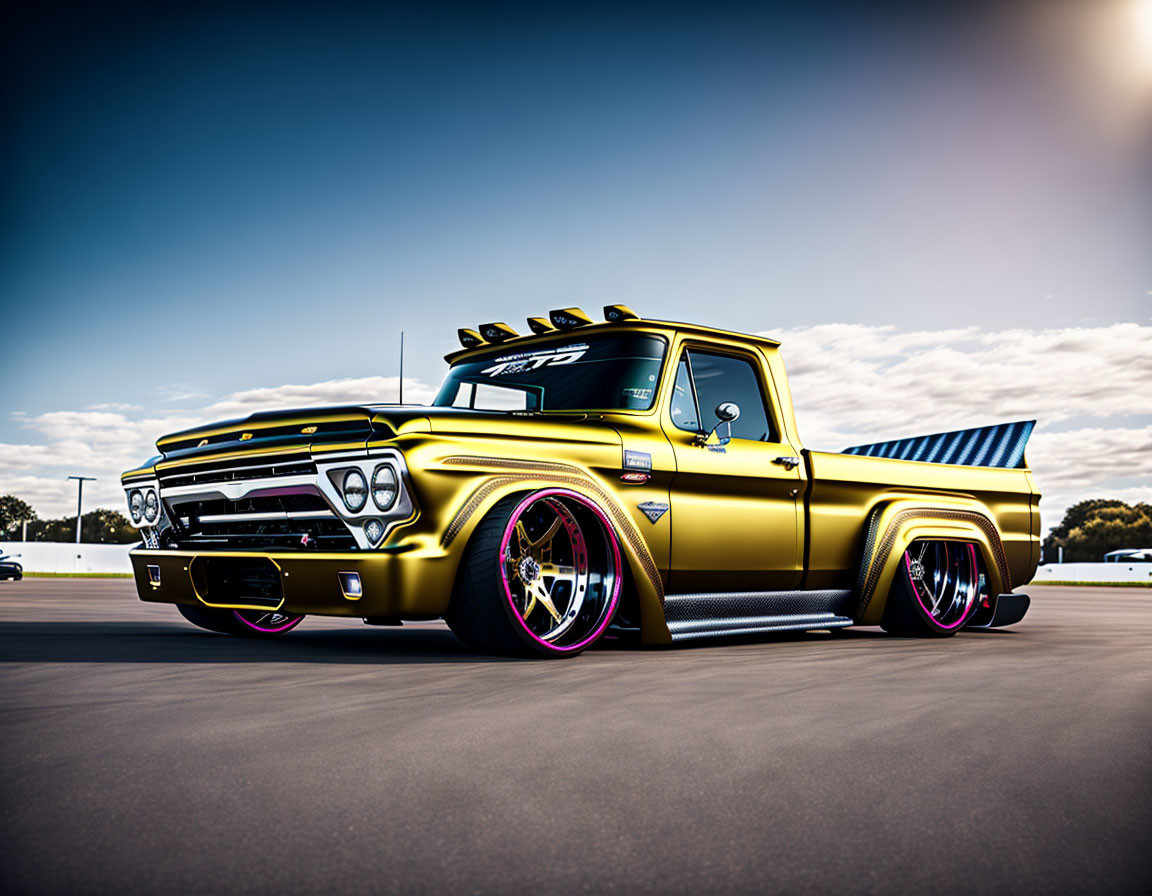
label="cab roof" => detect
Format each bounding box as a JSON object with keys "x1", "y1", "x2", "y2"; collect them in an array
[{"x1": 444, "y1": 307, "x2": 780, "y2": 364}]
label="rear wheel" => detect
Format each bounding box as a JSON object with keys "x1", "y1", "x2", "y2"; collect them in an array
[
  {"x1": 176, "y1": 603, "x2": 304, "y2": 636},
  {"x1": 446, "y1": 489, "x2": 623, "y2": 657},
  {"x1": 881, "y1": 540, "x2": 983, "y2": 636}
]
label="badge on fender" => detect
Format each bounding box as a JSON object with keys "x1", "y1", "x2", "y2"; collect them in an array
[{"x1": 637, "y1": 501, "x2": 669, "y2": 523}]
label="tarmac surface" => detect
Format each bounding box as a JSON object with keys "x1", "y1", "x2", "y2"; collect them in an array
[{"x1": 1, "y1": 579, "x2": 1149, "y2": 895}]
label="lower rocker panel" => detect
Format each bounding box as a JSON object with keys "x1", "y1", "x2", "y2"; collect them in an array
[{"x1": 663, "y1": 589, "x2": 854, "y2": 642}]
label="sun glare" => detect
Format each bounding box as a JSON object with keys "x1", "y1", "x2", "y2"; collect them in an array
[{"x1": 1133, "y1": 0, "x2": 1152, "y2": 68}]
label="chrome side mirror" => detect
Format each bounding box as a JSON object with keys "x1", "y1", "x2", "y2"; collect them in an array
[
  {"x1": 716, "y1": 402, "x2": 740, "y2": 423},
  {"x1": 695, "y1": 402, "x2": 741, "y2": 447}
]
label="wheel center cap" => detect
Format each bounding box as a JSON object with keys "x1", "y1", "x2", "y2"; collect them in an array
[
  {"x1": 909, "y1": 560, "x2": 925, "y2": 579},
  {"x1": 518, "y1": 556, "x2": 541, "y2": 582}
]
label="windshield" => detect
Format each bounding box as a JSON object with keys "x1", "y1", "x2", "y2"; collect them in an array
[{"x1": 434, "y1": 334, "x2": 667, "y2": 412}]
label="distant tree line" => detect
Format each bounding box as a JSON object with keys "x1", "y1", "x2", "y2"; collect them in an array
[
  {"x1": 4, "y1": 492, "x2": 1150, "y2": 557},
  {"x1": 1043, "y1": 499, "x2": 1152, "y2": 563},
  {"x1": 0, "y1": 495, "x2": 139, "y2": 544}
]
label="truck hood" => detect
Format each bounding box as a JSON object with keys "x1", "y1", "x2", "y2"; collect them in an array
[{"x1": 154, "y1": 404, "x2": 616, "y2": 464}]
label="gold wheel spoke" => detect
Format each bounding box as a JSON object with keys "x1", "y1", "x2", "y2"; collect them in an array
[
  {"x1": 532, "y1": 580, "x2": 562, "y2": 622},
  {"x1": 514, "y1": 521, "x2": 532, "y2": 552},
  {"x1": 538, "y1": 563, "x2": 576, "y2": 581},
  {"x1": 529, "y1": 516, "x2": 563, "y2": 552}
]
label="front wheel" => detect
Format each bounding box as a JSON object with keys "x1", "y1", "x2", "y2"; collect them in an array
[
  {"x1": 446, "y1": 489, "x2": 623, "y2": 657},
  {"x1": 176, "y1": 603, "x2": 305, "y2": 636},
  {"x1": 881, "y1": 540, "x2": 984, "y2": 636}
]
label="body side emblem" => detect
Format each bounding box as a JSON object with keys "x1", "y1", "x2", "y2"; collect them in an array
[
  {"x1": 637, "y1": 501, "x2": 669, "y2": 524},
  {"x1": 240, "y1": 432, "x2": 253, "y2": 441},
  {"x1": 623, "y1": 449, "x2": 652, "y2": 471},
  {"x1": 302, "y1": 426, "x2": 317, "y2": 434}
]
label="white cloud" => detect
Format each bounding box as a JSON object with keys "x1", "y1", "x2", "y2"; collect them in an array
[
  {"x1": 199, "y1": 377, "x2": 437, "y2": 420},
  {"x1": 770, "y1": 323, "x2": 1152, "y2": 535},
  {"x1": 3, "y1": 323, "x2": 1149, "y2": 536},
  {"x1": 0, "y1": 376, "x2": 436, "y2": 520},
  {"x1": 772, "y1": 322, "x2": 1151, "y2": 447}
]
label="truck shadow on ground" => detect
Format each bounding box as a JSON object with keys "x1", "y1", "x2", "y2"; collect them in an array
[
  {"x1": 0, "y1": 620, "x2": 981, "y2": 665},
  {"x1": 0, "y1": 621, "x2": 512, "y2": 665}
]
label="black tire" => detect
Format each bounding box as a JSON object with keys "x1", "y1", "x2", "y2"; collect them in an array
[
  {"x1": 175, "y1": 603, "x2": 304, "y2": 637},
  {"x1": 445, "y1": 490, "x2": 623, "y2": 658},
  {"x1": 881, "y1": 540, "x2": 984, "y2": 637}
]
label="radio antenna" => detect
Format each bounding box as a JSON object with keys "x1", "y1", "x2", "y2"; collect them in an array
[{"x1": 398, "y1": 331, "x2": 404, "y2": 405}]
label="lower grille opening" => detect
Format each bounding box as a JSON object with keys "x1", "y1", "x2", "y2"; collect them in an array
[
  {"x1": 170, "y1": 494, "x2": 357, "y2": 551},
  {"x1": 177, "y1": 518, "x2": 356, "y2": 551},
  {"x1": 190, "y1": 557, "x2": 283, "y2": 608}
]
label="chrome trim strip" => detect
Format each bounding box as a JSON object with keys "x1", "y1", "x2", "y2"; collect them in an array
[
  {"x1": 668, "y1": 615, "x2": 853, "y2": 641},
  {"x1": 196, "y1": 510, "x2": 337, "y2": 523},
  {"x1": 667, "y1": 612, "x2": 849, "y2": 633},
  {"x1": 160, "y1": 474, "x2": 319, "y2": 503},
  {"x1": 157, "y1": 458, "x2": 313, "y2": 479}
]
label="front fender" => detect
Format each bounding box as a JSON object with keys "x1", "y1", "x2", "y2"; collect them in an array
[
  {"x1": 854, "y1": 499, "x2": 1012, "y2": 625},
  {"x1": 437, "y1": 457, "x2": 672, "y2": 645}
]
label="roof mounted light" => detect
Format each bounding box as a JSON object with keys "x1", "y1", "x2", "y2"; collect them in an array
[
  {"x1": 549, "y1": 307, "x2": 593, "y2": 330},
  {"x1": 526, "y1": 316, "x2": 556, "y2": 335},
  {"x1": 479, "y1": 322, "x2": 518, "y2": 343},
  {"x1": 458, "y1": 328, "x2": 486, "y2": 349},
  {"x1": 603, "y1": 304, "x2": 639, "y2": 322}
]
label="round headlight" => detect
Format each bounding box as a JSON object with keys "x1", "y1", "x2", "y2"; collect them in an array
[
  {"x1": 371, "y1": 464, "x2": 398, "y2": 511},
  {"x1": 364, "y1": 519, "x2": 384, "y2": 544},
  {"x1": 342, "y1": 469, "x2": 368, "y2": 512},
  {"x1": 128, "y1": 490, "x2": 144, "y2": 523},
  {"x1": 143, "y1": 489, "x2": 159, "y2": 522}
]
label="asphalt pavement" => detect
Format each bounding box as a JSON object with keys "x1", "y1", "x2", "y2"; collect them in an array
[{"x1": 1, "y1": 579, "x2": 1149, "y2": 895}]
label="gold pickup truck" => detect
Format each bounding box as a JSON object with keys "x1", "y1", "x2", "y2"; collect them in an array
[{"x1": 122, "y1": 306, "x2": 1040, "y2": 656}]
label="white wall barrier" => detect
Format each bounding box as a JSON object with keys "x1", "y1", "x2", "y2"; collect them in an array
[
  {"x1": 1032, "y1": 562, "x2": 1152, "y2": 584},
  {"x1": 3, "y1": 541, "x2": 1149, "y2": 582},
  {"x1": 0, "y1": 542, "x2": 134, "y2": 574}
]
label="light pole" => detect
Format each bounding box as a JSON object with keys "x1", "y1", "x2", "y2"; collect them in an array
[{"x1": 68, "y1": 476, "x2": 96, "y2": 544}]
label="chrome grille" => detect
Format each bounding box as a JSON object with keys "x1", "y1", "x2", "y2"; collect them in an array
[
  {"x1": 162, "y1": 472, "x2": 358, "y2": 552},
  {"x1": 158, "y1": 457, "x2": 315, "y2": 489}
]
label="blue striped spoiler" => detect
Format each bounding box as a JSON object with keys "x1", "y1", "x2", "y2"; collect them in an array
[{"x1": 842, "y1": 420, "x2": 1035, "y2": 469}]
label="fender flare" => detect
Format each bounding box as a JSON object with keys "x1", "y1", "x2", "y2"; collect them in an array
[
  {"x1": 439, "y1": 456, "x2": 672, "y2": 644},
  {"x1": 854, "y1": 501, "x2": 1012, "y2": 625}
]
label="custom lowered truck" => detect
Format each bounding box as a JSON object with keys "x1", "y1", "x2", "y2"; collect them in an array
[{"x1": 122, "y1": 307, "x2": 1039, "y2": 657}]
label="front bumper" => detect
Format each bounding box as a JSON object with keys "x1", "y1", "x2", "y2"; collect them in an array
[{"x1": 130, "y1": 545, "x2": 458, "y2": 618}]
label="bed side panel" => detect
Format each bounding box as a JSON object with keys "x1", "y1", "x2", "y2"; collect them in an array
[{"x1": 805, "y1": 451, "x2": 1038, "y2": 591}]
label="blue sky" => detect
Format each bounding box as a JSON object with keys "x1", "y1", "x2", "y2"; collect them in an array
[{"x1": 2, "y1": 0, "x2": 1150, "y2": 525}]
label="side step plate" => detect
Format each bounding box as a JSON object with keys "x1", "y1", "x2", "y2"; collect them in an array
[{"x1": 664, "y1": 589, "x2": 854, "y2": 642}]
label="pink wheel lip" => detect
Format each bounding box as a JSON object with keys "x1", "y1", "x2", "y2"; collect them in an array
[
  {"x1": 232, "y1": 610, "x2": 303, "y2": 633},
  {"x1": 498, "y1": 488, "x2": 623, "y2": 653},
  {"x1": 905, "y1": 541, "x2": 979, "y2": 630}
]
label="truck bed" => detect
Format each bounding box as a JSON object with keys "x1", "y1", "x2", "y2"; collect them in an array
[{"x1": 803, "y1": 450, "x2": 1040, "y2": 591}]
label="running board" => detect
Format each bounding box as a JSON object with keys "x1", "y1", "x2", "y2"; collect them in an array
[{"x1": 663, "y1": 589, "x2": 854, "y2": 642}]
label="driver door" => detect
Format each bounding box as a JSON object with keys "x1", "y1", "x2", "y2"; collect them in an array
[{"x1": 663, "y1": 345, "x2": 805, "y2": 593}]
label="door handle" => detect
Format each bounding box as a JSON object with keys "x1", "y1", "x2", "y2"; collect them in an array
[{"x1": 773, "y1": 456, "x2": 801, "y2": 470}]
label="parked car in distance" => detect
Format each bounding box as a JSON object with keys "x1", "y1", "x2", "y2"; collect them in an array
[
  {"x1": 1103, "y1": 548, "x2": 1152, "y2": 562},
  {"x1": 0, "y1": 554, "x2": 24, "y2": 581}
]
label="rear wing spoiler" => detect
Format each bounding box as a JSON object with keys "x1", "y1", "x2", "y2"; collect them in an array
[{"x1": 842, "y1": 420, "x2": 1035, "y2": 469}]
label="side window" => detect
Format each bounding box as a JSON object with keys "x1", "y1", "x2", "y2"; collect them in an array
[
  {"x1": 673, "y1": 350, "x2": 776, "y2": 442},
  {"x1": 669, "y1": 357, "x2": 699, "y2": 431}
]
